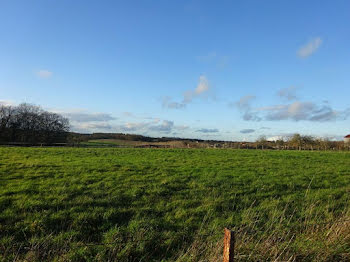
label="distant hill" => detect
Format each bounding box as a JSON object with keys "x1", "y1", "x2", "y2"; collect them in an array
[{"x1": 70, "y1": 132, "x2": 211, "y2": 143}]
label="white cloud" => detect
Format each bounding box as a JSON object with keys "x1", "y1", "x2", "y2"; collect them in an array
[
  {"x1": 197, "y1": 52, "x2": 229, "y2": 69},
  {"x1": 148, "y1": 120, "x2": 174, "y2": 133},
  {"x1": 119, "y1": 120, "x2": 187, "y2": 134},
  {"x1": 72, "y1": 122, "x2": 113, "y2": 133},
  {"x1": 63, "y1": 111, "x2": 116, "y2": 122},
  {"x1": 195, "y1": 75, "x2": 209, "y2": 95},
  {"x1": 0, "y1": 100, "x2": 16, "y2": 106},
  {"x1": 122, "y1": 112, "x2": 134, "y2": 117},
  {"x1": 121, "y1": 122, "x2": 149, "y2": 132},
  {"x1": 234, "y1": 91, "x2": 349, "y2": 122},
  {"x1": 162, "y1": 75, "x2": 212, "y2": 109},
  {"x1": 267, "y1": 135, "x2": 288, "y2": 142},
  {"x1": 237, "y1": 99, "x2": 347, "y2": 122},
  {"x1": 36, "y1": 70, "x2": 53, "y2": 79},
  {"x1": 277, "y1": 86, "x2": 298, "y2": 101},
  {"x1": 297, "y1": 37, "x2": 322, "y2": 58},
  {"x1": 261, "y1": 101, "x2": 339, "y2": 122},
  {"x1": 50, "y1": 108, "x2": 117, "y2": 133},
  {"x1": 50, "y1": 107, "x2": 188, "y2": 135},
  {"x1": 196, "y1": 128, "x2": 219, "y2": 133},
  {"x1": 162, "y1": 97, "x2": 186, "y2": 109},
  {"x1": 230, "y1": 95, "x2": 261, "y2": 121},
  {"x1": 233, "y1": 95, "x2": 256, "y2": 109},
  {"x1": 240, "y1": 129, "x2": 255, "y2": 134},
  {"x1": 176, "y1": 125, "x2": 189, "y2": 131}
]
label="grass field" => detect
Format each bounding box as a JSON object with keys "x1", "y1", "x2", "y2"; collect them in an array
[{"x1": 0, "y1": 147, "x2": 349, "y2": 261}]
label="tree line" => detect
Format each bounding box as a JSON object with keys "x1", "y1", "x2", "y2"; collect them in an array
[
  {"x1": 0, "y1": 103, "x2": 69, "y2": 144},
  {"x1": 255, "y1": 134, "x2": 349, "y2": 151}
]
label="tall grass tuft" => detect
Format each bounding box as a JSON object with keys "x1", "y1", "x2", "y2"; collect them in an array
[{"x1": 177, "y1": 202, "x2": 350, "y2": 261}]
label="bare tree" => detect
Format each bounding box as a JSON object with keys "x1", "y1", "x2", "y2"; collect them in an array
[
  {"x1": 0, "y1": 103, "x2": 69, "y2": 144},
  {"x1": 256, "y1": 135, "x2": 268, "y2": 149}
]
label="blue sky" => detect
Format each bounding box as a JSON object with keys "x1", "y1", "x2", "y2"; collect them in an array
[{"x1": 1, "y1": 0, "x2": 349, "y2": 141}]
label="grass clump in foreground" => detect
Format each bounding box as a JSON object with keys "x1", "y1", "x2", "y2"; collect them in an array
[{"x1": 0, "y1": 147, "x2": 349, "y2": 261}]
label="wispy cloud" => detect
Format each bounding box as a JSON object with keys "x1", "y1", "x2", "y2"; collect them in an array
[
  {"x1": 234, "y1": 95, "x2": 256, "y2": 109},
  {"x1": 277, "y1": 86, "x2": 298, "y2": 101},
  {"x1": 197, "y1": 52, "x2": 229, "y2": 69},
  {"x1": 119, "y1": 120, "x2": 187, "y2": 135},
  {"x1": 120, "y1": 122, "x2": 149, "y2": 132},
  {"x1": 176, "y1": 125, "x2": 189, "y2": 131},
  {"x1": 122, "y1": 112, "x2": 134, "y2": 117},
  {"x1": 72, "y1": 122, "x2": 113, "y2": 133},
  {"x1": 148, "y1": 120, "x2": 174, "y2": 133},
  {"x1": 240, "y1": 129, "x2": 255, "y2": 134},
  {"x1": 162, "y1": 97, "x2": 186, "y2": 109},
  {"x1": 184, "y1": 75, "x2": 210, "y2": 103},
  {"x1": 50, "y1": 109, "x2": 117, "y2": 133},
  {"x1": 260, "y1": 101, "x2": 341, "y2": 122},
  {"x1": 297, "y1": 37, "x2": 322, "y2": 58},
  {"x1": 196, "y1": 128, "x2": 219, "y2": 133},
  {"x1": 0, "y1": 100, "x2": 16, "y2": 106},
  {"x1": 61, "y1": 110, "x2": 116, "y2": 122},
  {"x1": 162, "y1": 75, "x2": 212, "y2": 109},
  {"x1": 267, "y1": 135, "x2": 291, "y2": 142},
  {"x1": 229, "y1": 95, "x2": 261, "y2": 121},
  {"x1": 36, "y1": 70, "x2": 53, "y2": 79},
  {"x1": 233, "y1": 93, "x2": 349, "y2": 122}
]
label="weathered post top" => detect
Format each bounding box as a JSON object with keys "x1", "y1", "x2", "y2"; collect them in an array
[{"x1": 223, "y1": 228, "x2": 235, "y2": 262}]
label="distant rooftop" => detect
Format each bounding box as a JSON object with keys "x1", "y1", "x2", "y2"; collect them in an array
[{"x1": 345, "y1": 135, "x2": 350, "y2": 138}]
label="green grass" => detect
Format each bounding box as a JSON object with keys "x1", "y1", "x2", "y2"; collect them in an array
[{"x1": 0, "y1": 148, "x2": 349, "y2": 261}]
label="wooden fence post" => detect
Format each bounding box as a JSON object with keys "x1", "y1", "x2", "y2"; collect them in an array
[{"x1": 223, "y1": 228, "x2": 235, "y2": 262}]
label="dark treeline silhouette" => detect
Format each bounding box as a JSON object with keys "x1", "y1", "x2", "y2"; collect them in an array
[
  {"x1": 0, "y1": 103, "x2": 69, "y2": 145},
  {"x1": 66, "y1": 132, "x2": 208, "y2": 146},
  {"x1": 85, "y1": 133, "x2": 205, "y2": 142}
]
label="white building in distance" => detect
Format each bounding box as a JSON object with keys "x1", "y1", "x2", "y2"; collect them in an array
[{"x1": 344, "y1": 135, "x2": 350, "y2": 144}]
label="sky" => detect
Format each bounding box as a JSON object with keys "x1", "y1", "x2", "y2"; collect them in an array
[{"x1": 1, "y1": 0, "x2": 349, "y2": 141}]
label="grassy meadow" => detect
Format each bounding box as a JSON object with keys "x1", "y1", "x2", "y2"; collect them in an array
[{"x1": 0, "y1": 147, "x2": 349, "y2": 261}]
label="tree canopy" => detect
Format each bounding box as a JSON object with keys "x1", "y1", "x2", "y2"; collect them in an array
[{"x1": 0, "y1": 103, "x2": 69, "y2": 144}]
